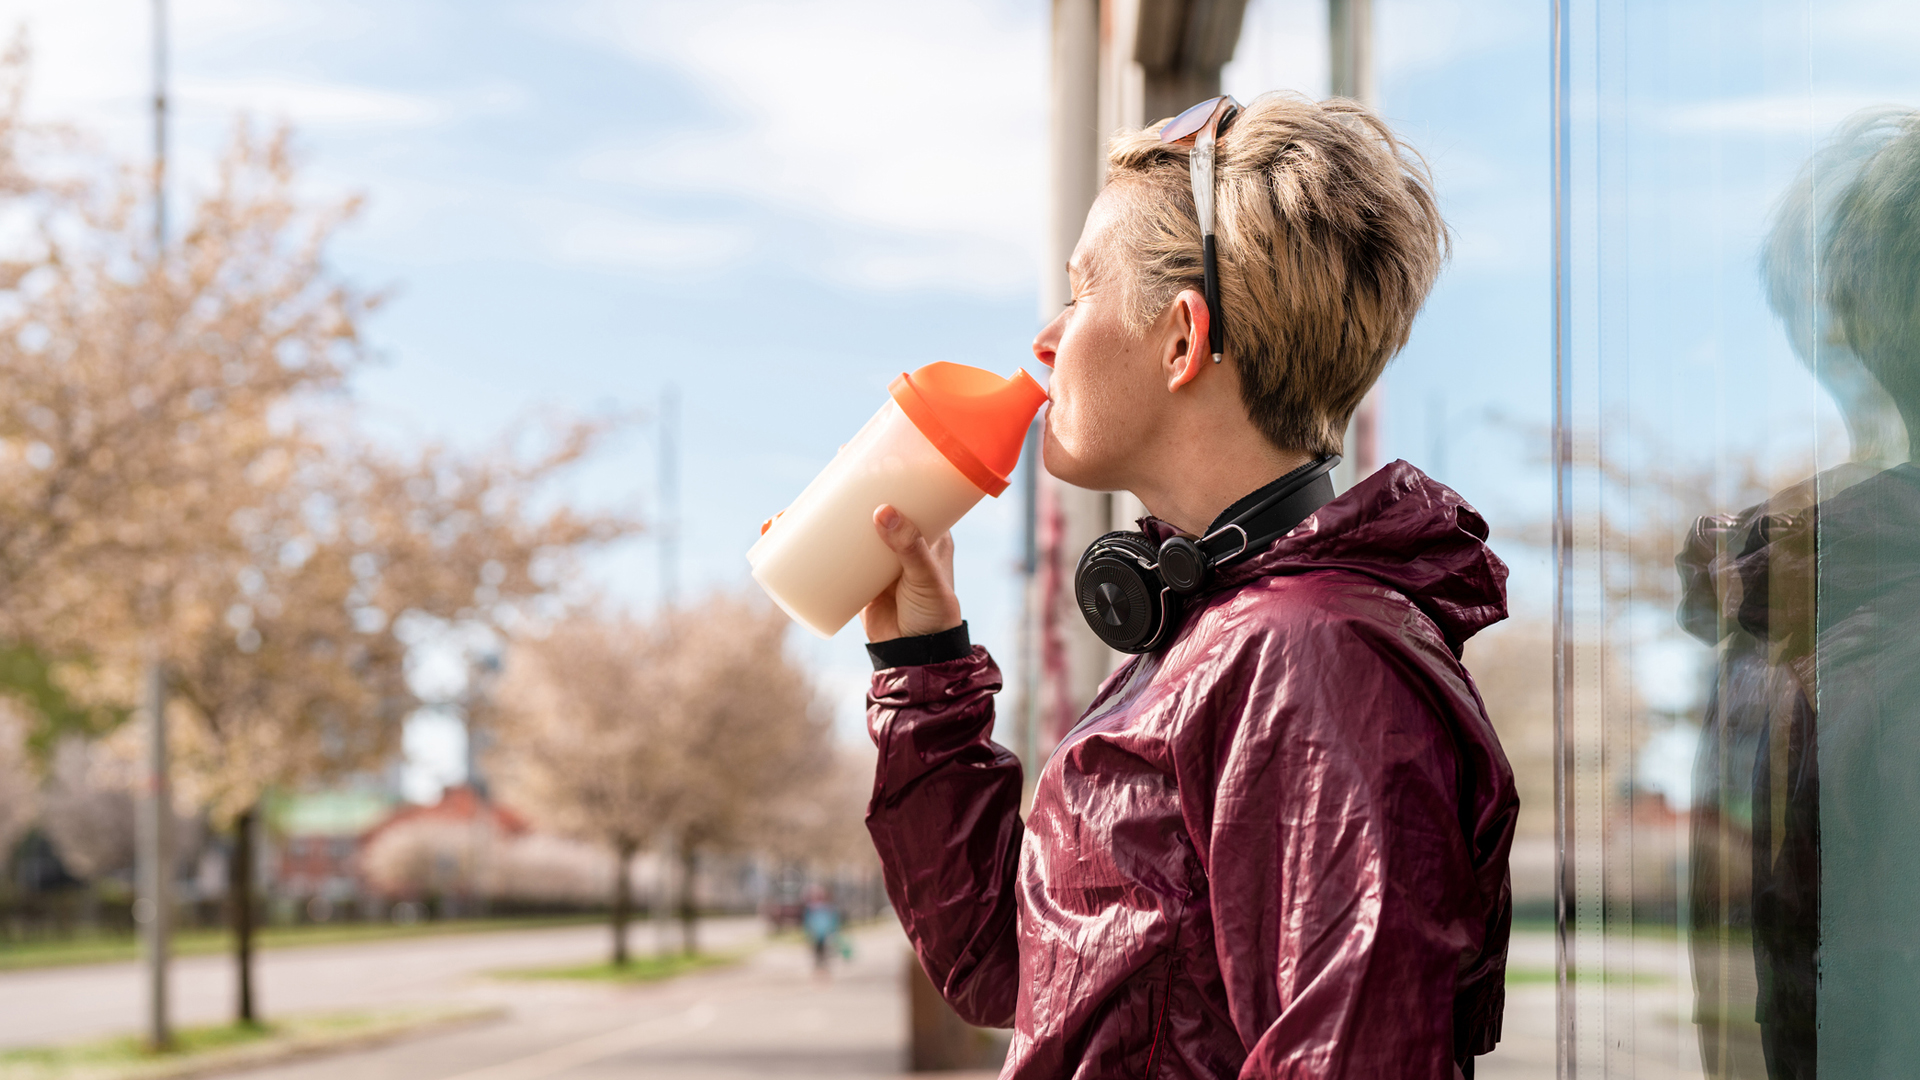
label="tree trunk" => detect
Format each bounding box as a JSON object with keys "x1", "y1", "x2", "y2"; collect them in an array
[
  {"x1": 610, "y1": 837, "x2": 636, "y2": 968},
  {"x1": 230, "y1": 807, "x2": 257, "y2": 1026},
  {"x1": 677, "y1": 844, "x2": 697, "y2": 956}
]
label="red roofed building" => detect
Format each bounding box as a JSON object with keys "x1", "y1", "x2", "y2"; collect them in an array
[{"x1": 358, "y1": 785, "x2": 531, "y2": 850}]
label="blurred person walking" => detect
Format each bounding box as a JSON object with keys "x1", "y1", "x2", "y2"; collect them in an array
[
  {"x1": 860, "y1": 95, "x2": 1516, "y2": 1079},
  {"x1": 801, "y1": 884, "x2": 845, "y2": 980}
]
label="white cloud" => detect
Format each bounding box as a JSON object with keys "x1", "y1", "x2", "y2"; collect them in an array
[
  {"x1": 1, "y1": 1, "x2": 503, "y2": 145},
  {"x1": 821, "y1": 230, "x2": 1027, "y2": 294},
  {"x1": 177, "y1": 75, "x2": 446, "y2": 129},
  {"x1": 0, "y1": 0, "x2": 1048, "y2": 293},
  {"x1": 564, "y1": 0, "x2": 1046, "y2": 296},
  {"x1": 1665, "y1": 92, "x2": 1920, "y2": 136},
  {"x1": 537, "y1": 201, "x2": 753, "y2": 273}
]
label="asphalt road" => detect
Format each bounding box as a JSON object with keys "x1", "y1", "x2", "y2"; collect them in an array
[
  {"x1": 0, "y1": 916, "x2": 766, "y2": 1051},
  {"x1": 215, "y1": 920, "x2": 952, "y2": 1080}
]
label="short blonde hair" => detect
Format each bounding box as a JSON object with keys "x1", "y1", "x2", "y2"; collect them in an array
[{"x1": 1106, "y1": 93, "x2": 1447, "y2": 455}]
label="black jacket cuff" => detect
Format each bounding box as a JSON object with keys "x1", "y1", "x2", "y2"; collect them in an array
[{"x1": 866, "y1": 622, "x2": 971, "y2": 671}]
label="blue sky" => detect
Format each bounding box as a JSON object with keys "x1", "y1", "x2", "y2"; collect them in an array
[
  {"x1": 7, "y1": 0, "x2": 1052, "y2": 790},
  {"x1": 7, "y1": 0, "x2": 1578, "y2": 792}
]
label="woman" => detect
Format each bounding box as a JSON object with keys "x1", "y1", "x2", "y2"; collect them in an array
[{"x1": 861, "y1": 93, "x2": 1517, "y2": 1079}]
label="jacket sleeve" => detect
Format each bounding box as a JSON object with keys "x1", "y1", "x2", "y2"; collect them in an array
[
  {"x1": 1196, "y1": 612, "x2": 1510, "y2": 1079},
  {"x1": 865, "y1": 645, "x2": 1024, "y2": 1027}
]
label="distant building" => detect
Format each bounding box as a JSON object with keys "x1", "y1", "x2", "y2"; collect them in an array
[
  {"x1": 357, "y1": 784, "x2": 530, "y2": 852},
  {"x1": 356, "y1": 784, "x2": 533, "y2": 912},
  {"x1": 265, "y1": 787, "x2": 396, "y2": 905}
]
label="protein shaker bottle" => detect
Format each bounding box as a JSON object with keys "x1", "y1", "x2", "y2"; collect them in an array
[{"x1": 748, "y1": 362, "x2": 1047, "y2": 638}]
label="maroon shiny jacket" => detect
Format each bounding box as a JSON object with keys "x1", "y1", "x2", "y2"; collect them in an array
[{"x1": 865, "y1": 462, "x2": 1517, "y2": 1078}]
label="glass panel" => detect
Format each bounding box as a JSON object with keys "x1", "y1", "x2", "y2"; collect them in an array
[{"x1": 1557, "y1": 1, "x2": 1920, "y2": 1076}]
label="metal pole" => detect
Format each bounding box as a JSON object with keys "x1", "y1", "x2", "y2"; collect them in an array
[
  {"x1": 138, "y1": 0, "x2": 173, "y2": 1052},
  {"x1": 1549, "y1": 0, "x2": 1574, "y2": 1071},
  {"x1": 138, "y1": 658, "x2": 171, "y2": 1048},
  {"x1": 659, "y1": 385, "x2": 679, "y2": 606},
  {"x1": 153, "y1": 0, "x2": 168, "y2": 254}
]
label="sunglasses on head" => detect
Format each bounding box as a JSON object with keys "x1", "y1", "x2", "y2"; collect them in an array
[{"x1": 1160, "y1": 95, "x2": 1241, "y2": 364}]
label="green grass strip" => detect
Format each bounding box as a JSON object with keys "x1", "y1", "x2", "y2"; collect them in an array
[
  {"x1": 0, "y1": 1005, "x2": 499, "y2": 1080},
  {"x1": 494, "y1": 948, "x2": 749, "y2": 985},
  {"x1": 0, "y1": 915, "x2": 602, "y2": 973}
]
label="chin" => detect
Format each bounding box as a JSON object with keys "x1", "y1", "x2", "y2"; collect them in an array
[{"x1": 1040, "y1": 425, "x2": 1115, "y2": 490}]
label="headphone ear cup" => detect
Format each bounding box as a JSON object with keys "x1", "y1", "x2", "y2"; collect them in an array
[
  {"x1": 1155, "y1": 535, "x2": 1209, "y2": 594},
  {"x1": 1074, "y1": 532, "x2": 1179, "y2": 654}
]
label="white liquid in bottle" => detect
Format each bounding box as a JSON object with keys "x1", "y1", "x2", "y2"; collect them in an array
[
  {"x1": 748, "y1": 363, "x2": 1046, "y2": 640},
  {"x1": 748, "y1": 400, "x2": 982, "y2": 638}
]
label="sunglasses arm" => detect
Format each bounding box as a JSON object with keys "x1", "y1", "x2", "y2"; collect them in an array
[{"x1": 1189, "y1": 125, "x2": 1225, "y2": 364}]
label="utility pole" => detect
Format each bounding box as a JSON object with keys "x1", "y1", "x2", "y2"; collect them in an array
[
  {"x1": 135, "y1": 0, "x2": 173, "y2": 1052},
  {"x1": 138, "y1": 661, "x2": 171, "y2": 1047},
  {"x1": 153, "y1": 0, "x2": 169, "y2": 254}
]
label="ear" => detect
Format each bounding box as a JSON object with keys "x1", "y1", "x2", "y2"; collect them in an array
[{"x1": 1165, "y1": 288, "x2": 1210, "y2": 392}]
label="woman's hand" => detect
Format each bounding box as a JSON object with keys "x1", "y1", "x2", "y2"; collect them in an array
[{"x1": 860, "y1": 505, "x2": 964, "y2": 641}]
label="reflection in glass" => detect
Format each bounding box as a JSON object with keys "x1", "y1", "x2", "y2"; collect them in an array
[{"x1": 1681, "y1": 109, "x2": 1920, "y2": 1080}]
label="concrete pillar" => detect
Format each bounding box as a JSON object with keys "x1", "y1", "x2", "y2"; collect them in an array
[
  {"x1": 1133, "y1": 0, "x2": 1251, "y2": 126},
  {"x1": 905, "y1": 954, "x2": 1010, "y2": 1071},
  {"x1": 1329, "y1": 0, "x2": 1380, "y2": 489},
  {"x1": 1328, "y1": 0, "x2": 1375, "y2": 105},
  {"x1": 1024, "y1": 0, "x2": 1252, "y2": 761}
]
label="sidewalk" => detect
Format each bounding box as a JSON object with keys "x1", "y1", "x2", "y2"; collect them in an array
[
  {"x1": 218, "y1": 927, "x2": 1557, "y2": 1080},
  {"x1": 1477, "y1": 929, "x2": 1554, "y2": 1079}
]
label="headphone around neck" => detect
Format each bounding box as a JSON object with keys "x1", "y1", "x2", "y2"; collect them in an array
[{"x1": 1074, "y1": 454, "x2": 1341, "y2": 654}]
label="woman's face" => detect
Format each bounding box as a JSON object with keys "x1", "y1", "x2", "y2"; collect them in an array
[{"x1": 1032, "y1": 187, "x2": 1172, "y2": 492}]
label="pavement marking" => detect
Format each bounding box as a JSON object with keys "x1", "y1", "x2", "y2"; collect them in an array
[{"x1": 435, "y1": 1000, "x2": 719, "y2": 1080}]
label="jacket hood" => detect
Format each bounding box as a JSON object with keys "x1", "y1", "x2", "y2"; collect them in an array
[{"x1": 1143, "y1": 459, "x2": 1510, "y2": 652}]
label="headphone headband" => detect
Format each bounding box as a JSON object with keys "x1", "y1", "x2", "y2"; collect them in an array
[{"x1": 1194, "y1": 454, "x2": 1340, "y2": 568}]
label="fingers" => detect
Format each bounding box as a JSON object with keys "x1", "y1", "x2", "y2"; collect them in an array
[
  {"x1": 870, "y1": 504, "x2": 963, "y2": 639},
  {"x1": 875, "y1": 505, "x2": 944, "y2": 584},
  {"x1": 928, "y1": 529, "x2": 955, "y2": 576},
  {"x1": 858, "y1": 587, "x2": 899, "y2": 643},
  {"x1": 875, "y1": 507, "x2": 953, "y2": 561}
]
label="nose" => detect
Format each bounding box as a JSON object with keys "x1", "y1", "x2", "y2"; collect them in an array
[{"x1": 1032, "y1": 309, "x2": 1065, "y2": 369}]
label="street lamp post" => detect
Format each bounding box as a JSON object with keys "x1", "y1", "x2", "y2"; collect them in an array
[{"x1": 136, "y1": 0, "x2": 174, "y2": 1051}]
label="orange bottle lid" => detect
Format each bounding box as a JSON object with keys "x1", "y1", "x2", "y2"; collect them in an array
[{"x1": 889, "y1": 363, "x2": 1048, "y2": 497}]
